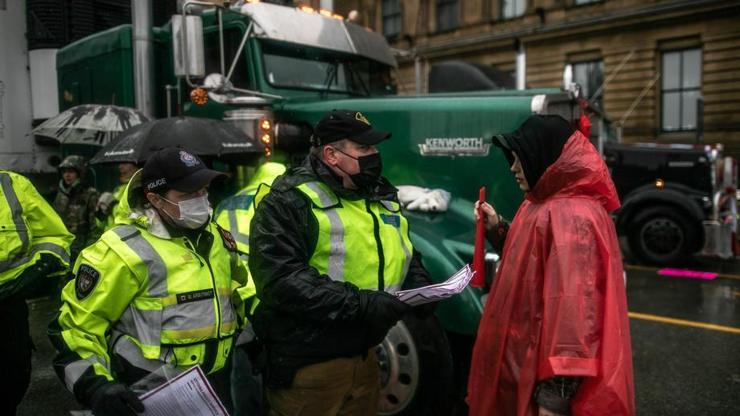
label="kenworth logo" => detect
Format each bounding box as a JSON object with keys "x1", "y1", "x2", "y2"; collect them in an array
[{"x1": 418, "y1": 137, "x2": 491, "y2": 157}]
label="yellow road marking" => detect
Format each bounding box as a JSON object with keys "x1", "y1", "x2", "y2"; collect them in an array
[
  {"x1": 623, "y1": 264, "x2": 740, "y2": 282},
  {"x1": 628, "y1": 312, "x2": 740, "y2": 334}
]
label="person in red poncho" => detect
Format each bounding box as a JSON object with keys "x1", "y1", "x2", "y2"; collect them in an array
[{"x1": 467, "y1": 115, "x2": 635, "y2": 416}]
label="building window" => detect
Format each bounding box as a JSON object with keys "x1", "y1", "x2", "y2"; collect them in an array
[
  {"x1": 661, "y1": 48, "x2": 702, "y2": 131},
  {"x1": 501, "y1": 0, "x2": 526, "y2": 20},
  {"x1": 382, "y1": 0, "x2": 402, "y2": 38},
  {"x1": 572, "y1": 60, "x2": 604, "y2": 110},
  {"x1": 436, "y1": 0, "x2": 458, "y2": 31}
]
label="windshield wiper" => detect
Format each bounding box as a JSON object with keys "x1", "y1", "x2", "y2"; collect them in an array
[{"x1": 321, "y1": 62, "x2": 338, "y2": 97}]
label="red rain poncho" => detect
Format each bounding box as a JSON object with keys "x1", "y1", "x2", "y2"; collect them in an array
[{"x1": 467, "y1": 131, "x2": 635, "y2": 416}]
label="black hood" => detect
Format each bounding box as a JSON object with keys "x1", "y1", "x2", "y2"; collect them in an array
[{"x1": 493, "y1": 115, "x2": 575, "y2": 190}]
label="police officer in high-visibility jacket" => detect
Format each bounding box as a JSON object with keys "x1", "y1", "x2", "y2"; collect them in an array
[
  {"x1": 249, "y1": 110, "x2": 433, "y2": 415},
  {"x1": 1, "y1": 170, "x2": 73, "y2": 416},
  {"x1": 214, "y1": 160, "x2": 286, "y2": 416},
  {"x1": 49, "y1": 148, "x2": 250, "y2": 416},
  {"x1": 215, "y1": 161, "x2": 286, "y2": 255}
]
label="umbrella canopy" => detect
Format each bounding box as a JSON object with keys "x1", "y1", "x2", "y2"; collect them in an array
[
  {"x1": 32, "y1": 104, "x2": 151, "y2": 146},
  {"x1": 90, "y1": 116, "x2": 263, "y2": 165}
]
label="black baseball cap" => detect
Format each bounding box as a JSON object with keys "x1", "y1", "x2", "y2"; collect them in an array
[
  {"x1": 311, "y1": 109, "x2": 391, "y2": 146},
  {"x1": 141, "y1": 147, "x2": 226, "y2": 194}
]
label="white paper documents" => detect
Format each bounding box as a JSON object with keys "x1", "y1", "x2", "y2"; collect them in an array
[
  {"x1": 395, "y1": 264, "x2": 475, "y2": 306},
  {"x1": 138, "y1": 366, "x2": 229, "y2": 416}
]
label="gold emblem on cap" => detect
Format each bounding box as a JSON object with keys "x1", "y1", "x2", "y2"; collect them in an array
[{"x1": 355, "y1": 112, "x2": 370, "y2": 125}]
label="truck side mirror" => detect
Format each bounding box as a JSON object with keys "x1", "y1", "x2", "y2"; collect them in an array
[{"x1": 172, "y1": 14, "x2": 205, "y2": 78}]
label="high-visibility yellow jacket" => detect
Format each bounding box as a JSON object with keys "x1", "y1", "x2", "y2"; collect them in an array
[
  {"x1": 215, "y1": 162, "x2": 286, "y2": 316},
  {"x1": 0, "y1": 170, "x2": 73, "y2": 296},
  {"x1": 215, "y1": 162, "x2": 287, "y2": 256},
  {"x1": 295, "y1": 180, "x2": 414, "y2": 293},
  {"x1": 49, "y1": 170, "x2": 250, "y2": 403},
  {"x1": 247, "y1": 156, "x2": 429, "y2": 387}
]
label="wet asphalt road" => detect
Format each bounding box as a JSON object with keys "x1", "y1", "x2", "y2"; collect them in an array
[
  {"x1": 625, "y1": 262, "x2": 740, "y2": 415},
  {"x1": 17, "y1": 260, "x2": 740, "y2": 416}
]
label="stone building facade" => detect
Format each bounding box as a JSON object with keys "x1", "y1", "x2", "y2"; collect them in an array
[{"x1": 333, "y1": 0, "x2": 740, "y2": 153}]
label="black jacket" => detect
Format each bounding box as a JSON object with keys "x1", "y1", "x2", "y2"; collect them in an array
[{"x1": 248, "y1": 155, "x2": 430, "y2": 388}]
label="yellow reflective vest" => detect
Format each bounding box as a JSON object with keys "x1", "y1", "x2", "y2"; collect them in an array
[
  {"x1": 51, "y1": 171, "x2": 250, "y2": 396},
  {"x1": 295, "y1": 181, "x2": 414, "y2": 293},
  {"x1": 215, "y1": 162, "x2": 286, "y2": 256},
  {"x1": 215, "y1": 162, "x2": 286, "y2": 314},
  {"x1": 0, "y1": 170, "x2": 73, "y2": 286}
]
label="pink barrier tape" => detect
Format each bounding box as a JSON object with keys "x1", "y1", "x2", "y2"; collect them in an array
[{"x1": 657, "y1": 268, "x2": 718, "y2": 280}]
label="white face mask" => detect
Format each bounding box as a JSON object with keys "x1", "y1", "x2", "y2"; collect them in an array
[{"x1": 161, "y1": 194, "x2": 211, "y2": 229}]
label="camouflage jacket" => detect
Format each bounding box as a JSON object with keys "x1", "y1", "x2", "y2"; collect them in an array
[{"x1": 53, "y1": 180, "x2": 101, "y2": 260}]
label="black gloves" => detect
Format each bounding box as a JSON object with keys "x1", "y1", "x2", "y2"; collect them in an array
[
  {"x1": 359, "y1": 290, "x2": 410, "y2": 347},
  {"x1": 90, "y1": 382, "x2": 145, "y2": 416},
  {"x1": 0, "y1": 253, "x2": 65, "y2": 300}
]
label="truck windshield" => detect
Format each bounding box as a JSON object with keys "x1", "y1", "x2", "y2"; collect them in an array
[{"x1": 261, "y1": 41, "x2": 395, "y2": 96}]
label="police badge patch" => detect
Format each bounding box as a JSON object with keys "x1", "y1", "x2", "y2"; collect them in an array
[
  {"x1": 179, "y1": 150, "x2": 200, "y2": 167},
  {"x1": 75, "y1": 264, "x2": 100, "y2": 300}
]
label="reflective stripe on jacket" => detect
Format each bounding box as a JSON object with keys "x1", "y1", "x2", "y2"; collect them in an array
[
  {"x1": 50, "y1": 170, "x2": 249, "y2": 401},
  {"x1": 215, "y1": 162, "x2": 287, "y2": 256},
  {"x1": 295, "y1": 181, "x2": 413, "y2": 293},
  {"x1": 215, "y1": 162, "x2": 286, "y2": 316},
  {"x1": 0, "y1": 170, "x2": 73, "y2": 284}
]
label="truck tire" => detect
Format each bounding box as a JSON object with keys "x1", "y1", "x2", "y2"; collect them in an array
[
  {"x1": 627, "y1": 205, "x2": 698, "y2": 265},
  {"x1": 377, "y1": 314, "x2": 454, "y2": 416}
]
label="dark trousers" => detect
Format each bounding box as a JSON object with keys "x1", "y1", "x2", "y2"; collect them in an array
[
  {"x1": 231, "y1": 346, "x2": 265, "y2": 416},
  {"x1": 1, "y1": 297, "x2": 32, "y2": 416}
]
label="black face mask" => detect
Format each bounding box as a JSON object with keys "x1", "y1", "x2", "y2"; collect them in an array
[{"x1": 333, "y1": 147, "x2": 383, "y2": 189}]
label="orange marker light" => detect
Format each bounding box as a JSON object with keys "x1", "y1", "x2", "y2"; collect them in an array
[
  {"x1": 260, "y1": 119, "x2": 272, "y2": 131},
  {"x1": 261, "y1": 133, "x2": 271, "y2": 144},
  {"x1": 190, "y1": 88, "x2": 208, "y2": 106},
  {"x1": 655, "y1": 178, "x2": 665, "y2": 189}
]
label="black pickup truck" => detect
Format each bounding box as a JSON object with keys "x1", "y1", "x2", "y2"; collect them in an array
[{"x1": 604, "y1": 142, "x2": 736, "y2": 265}]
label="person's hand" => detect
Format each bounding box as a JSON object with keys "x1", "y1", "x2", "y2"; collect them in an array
[
  {"x1": 538, "y1": 406, "x2": 566, "y2": 416},
  {"x1": 90, "y1": 382, "x2": 145, "y2": 416},
  {"x1": 359, "y1": 290, "x2": 410, "y2": 325},
  {"x1": 474, "y1": 201, "x2": 500, "y2": 232},
  {"x1": 359, "y1": 290, "x2": 411, "y2": 346},
  {"x1": 97, "y1": 192, "x2": 116, "y2": 214}
]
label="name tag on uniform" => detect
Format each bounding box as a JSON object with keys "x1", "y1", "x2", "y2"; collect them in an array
[
  {"x1": 176, "y1": 289, "x2": 215, "y2": 304},
  {"x1": 380, "y1": 214, "x2": 401, "y2": 228}
]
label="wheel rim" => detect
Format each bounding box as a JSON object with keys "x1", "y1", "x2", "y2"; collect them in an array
[
  {"x1": 639, "y1": 217, "x2": 684, "y2": 260},
  {"x1": 377, "y1": 321, "x2": 420, "y2": 415}
]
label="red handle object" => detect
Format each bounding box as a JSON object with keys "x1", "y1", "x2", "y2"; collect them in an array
[{"x1": 471, "y1": 187, "x2": 486, "y2": 288}]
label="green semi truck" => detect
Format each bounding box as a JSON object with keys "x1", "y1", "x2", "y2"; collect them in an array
[{"x1": 56, "y1": 2, "x2": 581, "y2": 414}]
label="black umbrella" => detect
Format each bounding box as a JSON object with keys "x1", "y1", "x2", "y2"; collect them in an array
[{"x1": 90, "y1": 116, "x2": 263, "y2": 164}]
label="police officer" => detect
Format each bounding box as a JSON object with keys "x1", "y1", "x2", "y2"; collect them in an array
[
  {"x1": 49, "y1": 148, "x2": 250, "y2": 415},
  {"x1": 215, "y1": 161, "x2": 286, "y2": 253},
  {"x1": 54, "y1": 155, "x2": 101, "y2": 262},
  {"x1": 249, "y1": 110, "x2": 432, "y2": 415},
  {"x1": 1, "y1": 170, "x2": 73, "y2": 415},
  {"x1": 215, "y1": 160, "x2": 286, "y2": 416}
]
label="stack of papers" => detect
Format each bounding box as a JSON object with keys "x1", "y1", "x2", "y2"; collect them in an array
[
  {"x1": 395, "y1": 264, "x2": 475, "y2": 306},
  {"x1": 69, "y1": 366, "x2": 228, "y2": 416},
  {"x1": 138, "y1": 366, "x2": 228, "y2": 415}
]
